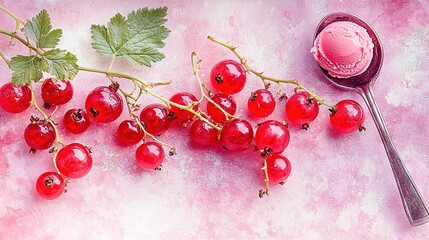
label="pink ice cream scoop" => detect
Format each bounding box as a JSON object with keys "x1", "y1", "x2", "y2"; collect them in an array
[{"x1": 311, "y1": 21, "x2": 374, "y2": 78}]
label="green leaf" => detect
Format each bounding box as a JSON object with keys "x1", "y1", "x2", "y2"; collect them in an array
[
  {"x1": 91, "y1": 13, "x2": 129, "y2": 55},
  {"x1": 24, "y1": 9, "x2": 62, "y2": 49},
  {"x1": 108, "y1": 13, "x2": 129, "y2": 52},
  {"x1": 91, "y1": 7, "x2": 170, "y2": 67},
  {"x1": 10, "y1": 55, "x2": 43, "y2": 85},
  {"x1": 42, "y1": 49, "x2": 78, "y2": 80}
]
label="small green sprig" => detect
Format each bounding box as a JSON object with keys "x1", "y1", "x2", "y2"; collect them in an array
[{"x1": 9, "y1": 9, "x2": 78, "y2": 85}]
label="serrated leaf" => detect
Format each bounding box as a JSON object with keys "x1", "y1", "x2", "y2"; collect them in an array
[
  {"x1": 24, "y1": 9, "x2": 62, "y2": 49},
  {"x1": 10, "y1": 55, "x2": 43, "y2": 85},
  {"x1": 91, "y1": 13, "x2": 129, "y2": 55},
  {"x1": 108, "y1": 13, "x2": 129, "y2": 52},
  {"x1": 91, "y1": 7, "x2": 170, "y2": 67},
  {"x1": 91, "y1": 25, "x2": 112, "y2": 54},
  {"x1": 126, "y1": 48, "x2": 165, "y2": 67},
  {"x1": 42, "y1": 49, "x2": 78, "y2": 80}
]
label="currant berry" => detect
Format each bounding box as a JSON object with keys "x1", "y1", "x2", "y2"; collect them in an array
[
  {"x1": 206, "y1": 93, "x2": 237, "y2": 123},
  {"x1": 330, "y1": 99, "x2": 365, "y2": 134},
  {"x1": 117, "y1": 120, "x2": 144, "y2": 146},
  {"x1": 220, "y1": 119, "x2": 253, "y2": 152},
  {"x1": 0, "y1": 83, "x2": 31, "y2": 113},
  {"x1": 265, "y1": 154, "x2": 292, "y2": 186},
  {"x1": 248, "y1": 89, "x2": 276, "y2": 118},
  {"x1": 169, "y1": 92, "x2": 198, "y2": 123},
  {"x1": 36, "y1": 172, "x2": 65, "y2": 200},
  {"x1": 85, "y1": 86, "x2": 123, "y2": 123},
  {"x1": 41, "y1": 78, "x2": 73, "y2": 107},
  {"x1": 285, "y1": 92, "x2": 319, "y2": 128},
  {"x1": 139, "y1": 104, "x2": 171, "y2": 136},
  {"x1": 24, "y1": 119, "x2": 56, "y2": 150},
  {"x1": 63, "y1": 109, "x2": 90, "y2": 134},
  {"x1": 210, "y1": 59, "x2": 246, "y2": 94},
  {"x1": 255, "y1": 120, "x2": 289, "y2": 154},
  {"x1": 56, "y1": 143, "x2": 92, "y2": 179},
  {"x1": 136, "y1": 142, "x2": 165, "y2": 171},
  {"x1": 190, "y1": 119, "x2": 218, "y2": 147}
]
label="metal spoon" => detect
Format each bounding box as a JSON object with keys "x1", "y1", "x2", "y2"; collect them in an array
[{"x1": 314, "y1": 12, "x2": 429, "y2": 226}]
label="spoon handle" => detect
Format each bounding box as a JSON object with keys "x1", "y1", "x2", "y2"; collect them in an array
[{"x1": 358, "y1": 84, "x2": 429, "y2": 226}]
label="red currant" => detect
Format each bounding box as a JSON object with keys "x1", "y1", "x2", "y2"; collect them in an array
[
  {"x1": 248, "y1": 89, "x2": 276, "y2": 118},
  {"x1": 189, "y1": 119, "x2": 218, "y2": 147},
  {"x1": 265, "y1": 154, "x2": 291, "y2": 186},
  {"x1": 85, "y1": 86, "x2": 123, "y2": 123},
  {"x1": 24, "y1": 119, "x2": 56, "y2": 150},
  {"x1": 285, "y1": 92, "x2": 319, "y2": 128},
  {"x1": 41, "y1": 78, "x2": 73, "y2": 107},
  {"x1": 255, "y1": 120, "x2": 289, "y2": 154},
  {"x1": 220, "y1": 119, "x2": 253, "y2": 152},
  {"x1": 36, "y1": 171, "x2": 65, "y2": 200},
  {"x1": 63, "y1": 109, "x2": 90, "y2": 134},
  {"x1": 330, "y1": 99, "x2": 365, "y2": 134},
  {"x1": 0, "y1": 83, "x2": 31, "y2": 113},
  {"x1": 136, "y1": 142, "x2": 165, "y2": 170},
  {"x1": 206, "y1": 93, "x2": 236, "y2": 123},
  {"x1": 210, "y1": 60, "x2": 246, "y2": 94},
  {"x1": 56, "y1": 143, "x2": 92, "y2": 179},
  {"x1": 117, "y1": 120, "x2": 144, "y2": 146},
  {"x1": 139, "y1": 104, "x2": 171, "y2": 136},
  {"x1": 169, "y1": 92, "x2": 198, "y2": 123}
]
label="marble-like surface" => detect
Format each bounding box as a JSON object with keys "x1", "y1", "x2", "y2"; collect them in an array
[{"x1": 0, "y1": 0, "x2": 429, "y2": 239}]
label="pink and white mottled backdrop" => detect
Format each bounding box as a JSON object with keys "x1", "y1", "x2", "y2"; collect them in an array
[{"x1": 1, "y1": 0, "x2": 429, "y2": 239}]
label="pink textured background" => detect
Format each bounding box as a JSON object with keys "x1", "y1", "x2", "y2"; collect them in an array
[{"x1": 1, "y1": 0, "x2": 429, "y2": 239}]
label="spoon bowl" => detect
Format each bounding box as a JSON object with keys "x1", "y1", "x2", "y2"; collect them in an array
[
  {"x1": 314, "y1": 12, "x2": 383, "y2": 89},
  {"x1": 314, "y1": 12, "x2": 429, "y2": 227}
]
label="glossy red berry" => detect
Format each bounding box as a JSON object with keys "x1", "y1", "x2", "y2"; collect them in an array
[
  {"x1": 248, "y1": 89, "x2": 276, "y2": 118},
  {"x1": 255, "y1": 120, "x2": 289, "y2": 154},
  {"x1": 56, "y1": 143, "x2": 92, "y2": 179},
  {"x1": 24, "y1": 119, "x2": 56, "y2": 150},
  {"x1": 41, "y1": 78, "x2": 73, "y2": 107},
  {"x1": 169, "y1": 92, "x2": 198, "y2": 123},
  {"x1": 330, "y1": 99, "x2": 365, "y2": 134},
  {"x1": 117, "y1": 120, "x2": 144, "y2": 146},
  {"x1": 136, "y1": 142, "x2": 165, "y2": 171},
  {"x1": 206, "y1": 93, "x2": 237, "y2": 123},
  {"x1": 265, "y1": 154, "x2": 292, "y2": 186},
  {"x1": 139, "y1": 104, "x2": 171, "y2": 136},
  {"x1": 220, "y1": 119, "x2": 253, "y2": 152},
  {"x1": 36, "y1": 172, "x2": 65, "y2": 200},
  {"x1": 0, "y1": 83, "x2": 31, "y2": 113},
  {"x1": 63, "y1": 109, "x2": 90, "y2": 134},
  {"x1": 190, "y1": 119, "x2": 218, "y2": 147},
  {"x1": 210, "y1": 60, "x2": 246, "y2": 94},
  {"x1": 85, "y1": 86, "x2": 123, "y2": 123},
  {"x1": 285, "y1": 92, "x2": 319, "y2": 127}
]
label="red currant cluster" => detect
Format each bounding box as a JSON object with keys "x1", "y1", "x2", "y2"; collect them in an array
[
  {"x1": 0, "y1": 79, "x2": 92, "y2": 200},
  {"x1": 0, "y1": 5, "x2": 366, "y2": 199},
  {"x1": 0, "y1": 37, "x2": 366, "y2": 199}
]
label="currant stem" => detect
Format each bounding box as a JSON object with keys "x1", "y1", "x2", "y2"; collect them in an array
[
  {"x1": 191, "y1": 52, "x2": 239, "y2": 121},
  {"x1": 29, "y1": 82, "x2": 63, "y2": 174},
  {"x1": 207, "y1": 36, "x2": 335, "y2": 109},
  {"x1": 0, "y1": 6, "x2": 26, "y2": 25},
  {"x1": 0, "y1": 28, "x2": 43, "y2": 55},
  {"x1": 261, "y1": 156, "x2": 270, "y2": 196},
  {"x1": 105, "y1": 67, "x2": 177, "y2": 154},
  {"x1": 0, "y1": 5, "x2": 26, "y2": 45},
  {"x1": 0, "y1": 51, "x2": 11, "y2": 67}
]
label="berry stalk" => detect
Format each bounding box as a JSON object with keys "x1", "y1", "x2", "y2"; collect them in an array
[
  {"x1": 191, "y1": 52, "x2": 238, "y2": 121},
  {"x1": 29, "y1": 82, "x2": 63, "y2": 173},
  {"x1": 0, "y1": 51, "x2": 10, "y2": 67},
  {"x1": 207, "y1": 36, "x2": 334, "y2": 108}
]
